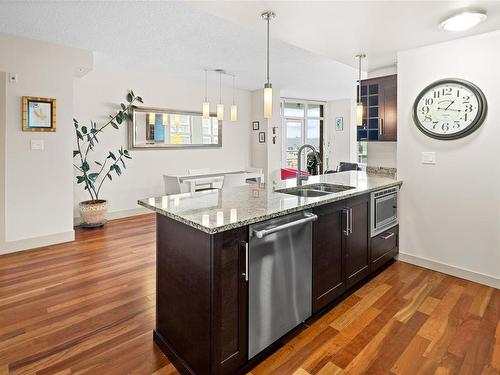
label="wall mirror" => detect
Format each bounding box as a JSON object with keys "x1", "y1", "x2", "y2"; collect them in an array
[{"x1": 129, "y1": 106, "x2": 222, "y2": 149}]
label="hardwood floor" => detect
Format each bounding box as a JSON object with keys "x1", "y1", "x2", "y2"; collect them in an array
[{"x1": 0, "y1": 214, "x2": 498, "y2": 375}]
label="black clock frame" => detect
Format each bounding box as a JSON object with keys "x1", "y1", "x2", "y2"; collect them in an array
[{"x1": 412, "y1": 78, "x2": 488, "y2": 140}]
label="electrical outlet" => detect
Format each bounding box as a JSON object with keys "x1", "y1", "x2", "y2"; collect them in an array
[{"x1": 30, "y1": 139, "x2": 44, "y2": 151}]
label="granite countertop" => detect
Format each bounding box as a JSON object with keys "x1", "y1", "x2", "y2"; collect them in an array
[{"x1": 138, "y1": 171, "x2": 402, "y2": 234}]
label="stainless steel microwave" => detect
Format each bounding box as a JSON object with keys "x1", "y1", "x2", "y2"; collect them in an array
[{"x1": 371, "y1": 186, "x2": 399, "y2": 237}]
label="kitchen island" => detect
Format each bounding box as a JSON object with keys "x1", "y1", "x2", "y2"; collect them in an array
[{"x1": 138, "y1": 171, "x2": 402, "y2": 375}]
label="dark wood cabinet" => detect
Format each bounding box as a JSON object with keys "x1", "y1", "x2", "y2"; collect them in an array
[
  {"x1": 154, "y1": 190, "x2": 398, "y2": 375},
  {"x1": 370, "y1": 225, "x2": 399, "y2": 273},
  {"x1": 357, "y1": 74, "x2": 397, "y2": 142},
  {"x1": 312, "y1": 194, "x2": 370, "y2": 310},
  {"x1": 211, "y1": 228, "x2": 249, "y2": 374},
  {"x1": 343, "y1": 194, "x2": 371, "y2": 288},
  {"x1": 154, "y1": 214, "x2": 248, "y2": 375},
  {"x1": 312, "y1": 202, "x2": 346, "y2": 313}
]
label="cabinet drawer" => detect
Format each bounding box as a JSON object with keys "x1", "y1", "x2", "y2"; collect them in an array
[{"x1": 370, "y1": 226, "x2": 398, "y2": 272}]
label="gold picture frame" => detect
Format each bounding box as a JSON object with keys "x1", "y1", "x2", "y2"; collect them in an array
[{"x1": 22, "y1": 96, "x2": 56, "y2": 132}]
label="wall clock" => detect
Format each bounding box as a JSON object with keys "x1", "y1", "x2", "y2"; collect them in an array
[{"x1": 413, "y1": 78, "x2": 487, "y2": 140}]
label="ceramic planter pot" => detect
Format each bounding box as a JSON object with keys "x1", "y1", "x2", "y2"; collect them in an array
[{"x1": 79, "y1": 200, "x2": 107, "y2": 227}]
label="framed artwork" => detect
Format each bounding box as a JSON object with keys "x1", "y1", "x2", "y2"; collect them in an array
[
  {"x1": 335, "y1": 117, "x2": 343, "y2": 131},
  {"x1": 258, "y1": 132, "x2": 265, "y2": 143},
  {"x1": 252, "y1": 121, "x2": 259, "y2": 130},
  {"x1": 22, "y1": 96, "x2": 56, "y2": 132}
]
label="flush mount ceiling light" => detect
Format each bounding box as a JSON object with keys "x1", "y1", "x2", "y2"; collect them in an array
[
  {"x1": 262, "y1": 11, "x2": 276, "y2": 119},
  {"x1": 439, "y1": 10, "x2": 487, "y2": 31},
  {"x1": 355, "y1": 54, "x2": 366, "y2": 127}
]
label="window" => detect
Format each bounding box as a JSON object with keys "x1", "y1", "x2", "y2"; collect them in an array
[
  {"x1": 358, "y1": 141, "x2": 368, "y2": 165},
  {"x1": 281, "y1": 100, "x2": 324, "y2": 171}
]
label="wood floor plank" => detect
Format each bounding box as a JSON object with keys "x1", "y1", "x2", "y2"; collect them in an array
[{"x1": 0, "y1": 214, "x2": 498, "y2": 375}]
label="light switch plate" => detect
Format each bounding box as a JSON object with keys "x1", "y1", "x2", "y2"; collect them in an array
[
  {"x1": 421, "y1": 151, "x2": 436, "y2": 164},
  {"x1": 31, "y1": 139, "x2": 44, "y2": 151}
]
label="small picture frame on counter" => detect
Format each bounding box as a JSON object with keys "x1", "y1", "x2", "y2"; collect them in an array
[
  {"x1": 252, "y1": 121, "x2": 259, "y2": 130},
  {"x1": 258, "y1": 132, "x2": 265, "y2": 143}
]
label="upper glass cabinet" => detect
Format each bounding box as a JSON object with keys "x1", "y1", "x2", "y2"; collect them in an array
[{"x1": 129, "y1": 106, "x2": 222, "y2": 149}]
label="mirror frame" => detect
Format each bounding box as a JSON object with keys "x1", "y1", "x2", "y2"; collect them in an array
[{"x1": 128, "y1": 106, "x2": 222, "y2": 149}]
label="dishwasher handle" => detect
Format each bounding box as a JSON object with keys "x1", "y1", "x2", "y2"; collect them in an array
[{"x1": 252, "y1": 212, "x2": 318, "y2": 239}]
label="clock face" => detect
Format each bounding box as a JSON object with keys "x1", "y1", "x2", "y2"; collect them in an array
[{"x1": 413, "y1": 79, "x2": 487, "y2": 140}]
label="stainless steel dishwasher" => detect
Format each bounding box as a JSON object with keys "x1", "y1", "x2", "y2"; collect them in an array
[{"x1": 248, "y1": 211, "x2": 317, "y2": 359}]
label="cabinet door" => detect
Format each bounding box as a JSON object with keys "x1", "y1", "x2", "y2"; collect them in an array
[
  {"x1": 345, "y1": 195, "x2": 370, "y2": 289},
  {"x1": 380, "y1": 75, "x2": 397, "y2": 141},
  {"x1": 211, "y1": 227, "x2": 248, "y2": 374},
  {"x1": 312, "y1": 202, "x2": 346, "y2": 313}
]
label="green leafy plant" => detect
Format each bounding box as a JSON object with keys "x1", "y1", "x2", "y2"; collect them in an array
[{"x1": 73, "y1": 90, "x2": 143, "y2": 201}]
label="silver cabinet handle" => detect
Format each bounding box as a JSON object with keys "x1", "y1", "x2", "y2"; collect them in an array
[
  {"x1": 242, "y1": 241, "x2": 249, "y2": 281},
  {"x1": 252, "y1": 213, "x2": 318, "y2": 239},
  {"x1": 380, "y1": 232, "x2": 395, "y2": 240},
  {"x1": 343, "y1": 208, "x2": 350, "y2": 236},
  {"x1": 349, "y1": 207, "x2": 353, "y2": 235},
  {"x1": 379, "y1": 118, "x2": 384, "y2": 135}
]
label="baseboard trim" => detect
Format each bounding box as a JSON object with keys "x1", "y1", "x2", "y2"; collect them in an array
[
  {"x1": 74, "y1": 207, "x2": 150, "y2": 226},
  {"x1": 398, "y1": 252, "x2": 500, "y2": 289},
  {"x1": 1, "y1": 230, "x2": 75, "y2": 255}
]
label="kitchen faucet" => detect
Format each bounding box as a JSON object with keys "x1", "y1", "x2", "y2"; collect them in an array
[{"x1": 296, "y1": 144, "x2": 320, "y2": 186}]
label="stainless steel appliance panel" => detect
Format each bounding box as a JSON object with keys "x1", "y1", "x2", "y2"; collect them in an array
[
  {"x1": 248, "y1": 212, "x2": 314, "y2": 359},
  {"x1": 371, "y1": 186, "x2": 399, "y2": 237}
]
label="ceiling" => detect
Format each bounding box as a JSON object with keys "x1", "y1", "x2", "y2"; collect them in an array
[
  {"x1": 189, "y1": 1, "x2": 500, "y2": 70},
  {"x1": 0, "y1": 1, "x2": 358, "y2": 101},
  {"x1": 0, "y1": 1, "x2": 499, "y2": 101}
]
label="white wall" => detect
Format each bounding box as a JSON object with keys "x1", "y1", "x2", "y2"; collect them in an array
[
  {"x1": 250, "y1": 87, "x2": 281, "y2": 186},
  {"x1": 366, "y1": 142, "x2": 397, "y2": 168},
  {"x1": 74, "y1": 61, "x2": 252, "y2": 217},
  {"x1": 0, "y1": 72, "x2": 6, "y2": 246},
  {"x1": 0, "y1": 34, "x2": 92, "y2": 253},
  {"x1": 325, "y1": 99, "x2": 356, "y2": 171},
  {"x1": 397, "y1": 31, "x2": 500, "y2": 287},
  {"x1": 367, "y1": 64, "x2": 397, "y2": 79}
]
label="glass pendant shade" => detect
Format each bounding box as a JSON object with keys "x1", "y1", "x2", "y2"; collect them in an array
[
  {"x1": 202, "y1": 102, "x2": 210, "y2": 119},
  {"x1": 149, "y1": 113, "x2": 156, "y2": 125},
  {"x1": 230, "y1": 104, "x2": 238, "y2": 121},
  {"x1": 217, "y1": 103, "x2": 224, "y2": 121},
  {"x1": 162, "y1": 114, "x2": 169, "y2": 126},
  {"x1": 356, "y1": 103, "x2": 363, "y2": 126},
  {"x1": 264, "y1": 85, "x2": 273, "y2": 118}
]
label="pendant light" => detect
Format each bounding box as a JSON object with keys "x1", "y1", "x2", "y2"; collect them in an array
[
  {"x1": 216, "y1": 69, "x2": 224, "y2": 121},
  {"x1": 230, "y1": 74, "x2": 238, "y2": 122},
  {"x1": 202, "y1": 69, "x2": 210, "y2": 119},
  {"x1": 262, "y1": 11, "x2": 275, "y2": 119},
  {"x1": 355, "y1": 54, "x2": 366, "y2": 126}
]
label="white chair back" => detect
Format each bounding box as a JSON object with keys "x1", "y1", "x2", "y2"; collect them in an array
[
  {"x1": 245, "y1": 167, "x2": 263, "y2": 174},
  {"x1": 222, "y1": 173, "x2": 248, "y2": 190},
  {"x1": 163, "y1": 175, "x2": 183, "y2": 195},
  {"x1": 188, "y1": 168, "x2": 210, "y2": 176}
]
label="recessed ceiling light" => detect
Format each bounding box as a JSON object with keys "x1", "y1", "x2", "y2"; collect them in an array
[{"x1": 440, "y1": 10, "x2": 487, "y2": 32}]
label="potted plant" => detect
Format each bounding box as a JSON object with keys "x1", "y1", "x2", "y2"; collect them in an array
[{"x1": 73, "y1": 90, "x2": 143, "y2": 227}]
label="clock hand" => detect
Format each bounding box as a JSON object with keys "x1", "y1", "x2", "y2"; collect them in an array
[
  {"x1": 437, "y1": 107, "x2": 461, "y2": 112},
  {"x1": 444, "y1": 100, "x2": 455, "y2": 110}
]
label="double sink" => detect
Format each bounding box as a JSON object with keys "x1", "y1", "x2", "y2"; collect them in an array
[{"x1": 276, "y1": 183, "x2": 355, "y2": 198}]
